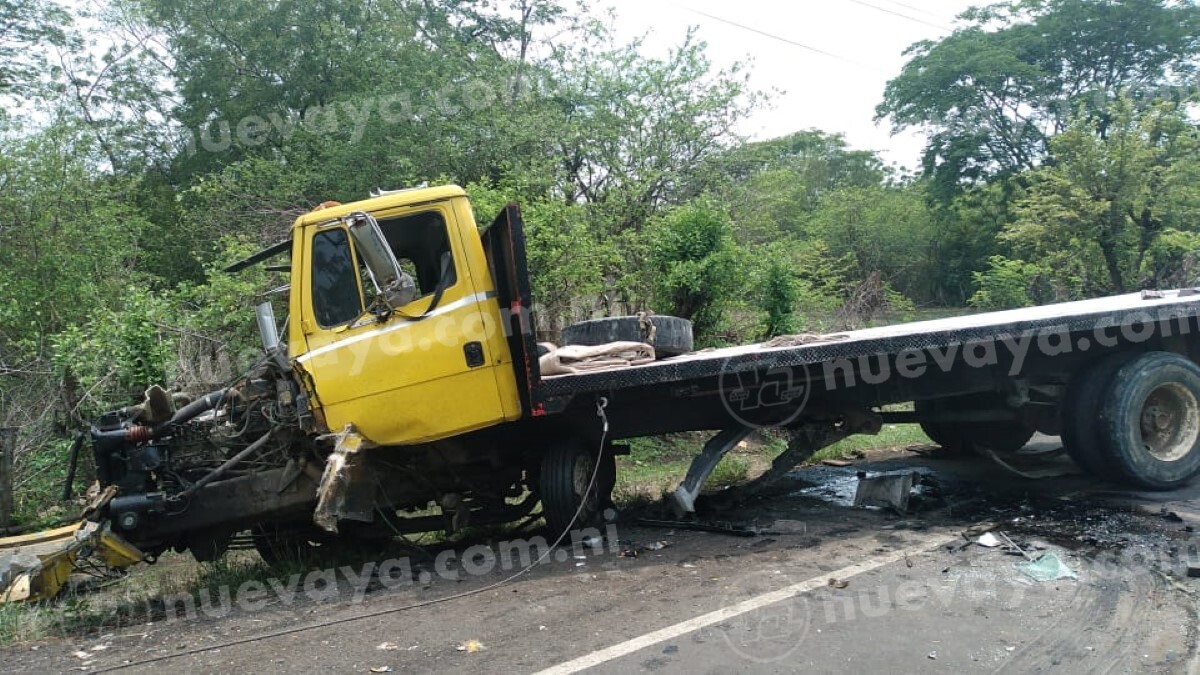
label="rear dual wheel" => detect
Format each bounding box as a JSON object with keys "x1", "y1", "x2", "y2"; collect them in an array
[
  {"x1": 1097, "y1": 352, "x2": 1200, "y2": 489},
  {"x1": 1060, "y1": 352, "x2": 1136, "y2": 476},
  {"x1": 1061, "y1": 351, "x2": 1200, "y2": 489}
]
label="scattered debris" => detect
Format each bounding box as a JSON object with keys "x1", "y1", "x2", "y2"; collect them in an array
[
  {"x1": 822, "y1": 459, "x2": 853, "y2": 468},
  {"x1": 980, "y1": 447, "x2": 1077, "y2": 480},
  {"x1": 663, "y1": 645, "x2": 679, "y2": 655},
  {"x1": 456, "y1": 640, "x2": 486, "y2": 653},
  {"x1": 1187, "y1": 545, "x2": 1200, "y2": 579},
  {"x1": 881, "y1": 520, "x2": 927, "y2": 531},
  {"x1": 580, "y1": 534, "x2": 604, "y2": 548},
  {"x1": 828, "y1": 578, "x2": 849, "y2": 589},
  {"x1": 977, "y1": 532, "x2": 1003, "y2": 548},
  {"x1": 962, "y1": 523, "x2": 998, "y2": 539},
  {"x1": 617, "y1": 539, "x2": 673, "y2": 557},
  {"x1": 376, "y1": 642, "x2": 399, "y2": 651},
  {"x1": 853, "y1": 471, "x2": 919, "y2": 512},
  {"x1": 370, "y1": 667, "x2": 393, "y2": 673},
  {"x1": 1017, "y1": 552, "x2": 1078, "y2": 582},
  {"x1": 994, "y1": 531, "x2": 1033, "y2": 560},
  {"x1": 928, "y1": 651, "x2": 938, "y2": 660},
  {"x1": 1160, "y1": 508, "x2": 1184, "y2": 523},
  {"x1": 637, "y1": 518, "x2": 757, "y2": 537}
]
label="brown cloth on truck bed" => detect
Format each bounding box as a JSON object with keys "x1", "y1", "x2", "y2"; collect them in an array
[{"x1": 539, "y1": 342, "x2": 655, "y2": 375}]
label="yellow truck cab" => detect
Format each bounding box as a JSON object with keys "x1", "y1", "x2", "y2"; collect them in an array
[{"x1": 286, "y1": 186, "x2": 542, "y2": 446}]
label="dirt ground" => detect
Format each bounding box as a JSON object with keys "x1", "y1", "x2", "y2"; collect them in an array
[{"x1": 5, "y1": 436, "x2": 1200, "y2": 674}]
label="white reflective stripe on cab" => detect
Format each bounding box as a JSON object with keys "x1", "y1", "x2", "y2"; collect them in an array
[{"x1": 295, "y1": 291, "x2": 497, "y2": 363}]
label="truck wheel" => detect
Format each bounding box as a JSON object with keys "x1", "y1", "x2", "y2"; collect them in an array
[
  {"x1": 915, "y1": 406, "x2": 967, "y2": 452},
  {"x1": 915, "y1": 396, "x2": 1034, "y2": 454},
  {"x1": 1098, "y1": 352, "x2": 1200, "y2": 489},
  {"x1": 1060, "y1": 352, "x2": 1137, "y2": 477},
  {"x1": 540, "y1": 439, "x2": 608, "y2": 537},
  {"x1": 561, "y1": 315, "x2": 693, "y2": 358}
]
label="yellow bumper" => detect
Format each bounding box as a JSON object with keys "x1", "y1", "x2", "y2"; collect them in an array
[{"x1": 0, "y1": 521, "x2": 144, "y2": 603}]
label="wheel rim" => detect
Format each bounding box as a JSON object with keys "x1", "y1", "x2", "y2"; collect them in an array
[
  {"x1": 1138, "y1": 382, "x2": 1200, "y2": 463},
  {"x1": 572, "y1": 452, "x2": 598, "y2": 512}
]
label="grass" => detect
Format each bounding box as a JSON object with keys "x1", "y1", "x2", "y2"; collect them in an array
[
  {"x1": 0, "y1": 549, "x2": 308, "y2": 648},
  {"x1": 613, "y1": 424, "x2": 931, "y2": 504},
  {"x1": 808, "y1": 423, "x2": 931, "y2": 463}
]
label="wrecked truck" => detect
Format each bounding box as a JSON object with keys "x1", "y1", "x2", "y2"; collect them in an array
[{"x1": 8, "y1": 183, "x2": 1200, "y2": 600}]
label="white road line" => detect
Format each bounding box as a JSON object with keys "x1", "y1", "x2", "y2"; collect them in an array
[{"x1": 533, "y1": 532, "x2": 960, "y2": 675}]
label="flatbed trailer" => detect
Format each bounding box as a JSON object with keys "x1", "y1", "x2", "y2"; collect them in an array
[{"x1": 525, "y1": 290, "x2": 1200, "y2": 513}]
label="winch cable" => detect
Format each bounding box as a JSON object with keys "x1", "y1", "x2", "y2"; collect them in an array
[{"x1": 95, "y1": 397, "x2": 612, "y2": 673}]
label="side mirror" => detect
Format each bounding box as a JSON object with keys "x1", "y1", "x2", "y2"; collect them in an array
[{"x1": 345, "y1": 211, "x2": 416, "y2": 312}]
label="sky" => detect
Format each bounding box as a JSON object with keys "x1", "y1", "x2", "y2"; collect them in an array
[{"x1": 602, "y1": 0, "x2": 980, "y2": 170}]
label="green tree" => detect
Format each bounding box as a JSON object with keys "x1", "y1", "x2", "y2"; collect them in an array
[
  {"x1": 804, "y1": 184, "x2": 936, "y2": 302},
  {"x1": 650, "y1": 198, "x2": 738, "y2": 342},
  {"x1": 1004, "y1": 100, "x2": 1200, "y2": 294},
  {"x1": 969, "y1": 255, "x2": 1045, "y2": 309},
  {"x1": 0, "y1": 0, "x2": 71, "y2": 98},
  {"x1": 878, "y1": 0, "x2": 1200, "y2": 200}
]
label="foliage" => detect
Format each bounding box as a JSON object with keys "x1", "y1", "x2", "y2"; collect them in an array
[
  {"x1": 466, "y1": 180, "x2": 616, "y2": 334},
  {"x1": 0, "y1": 0, "x2": 72, "y2": 99},
  {"x1": 0, "y1": 117, "x2": 153, "y2": 357},
  {"x1": 878, "y1": 0, "x2": 1200, "y2": 201},
  {"x1": 804, "y1": 184, "x2": 937, "y2": 301},
  {"x1": 759, "y1": 249, "x2": 799, "y2": 337},
  {"x1": 1003, "y1": 100, "x2": 1200, "y2": 294},
  {"x1": 649, "y1": 198, "x2": 738, "y2": 342},
  {"x1": 751, "y1": 240, "x2": 846, "y2": 337},
  {"x1": 969, "y1": 256, "x2": 1043, "y2": 309}
]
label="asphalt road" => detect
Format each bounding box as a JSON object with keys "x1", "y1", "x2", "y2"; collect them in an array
[{"x1": 6, "y1": 439, "x2": 1200, "y2": 674}]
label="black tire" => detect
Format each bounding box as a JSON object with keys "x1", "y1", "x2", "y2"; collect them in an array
[
  {"x1": 1060, "y1": 352, "x2": 1138, "y2": 477},
  {"x1": 1098, "y1": 352, "x2": 1200, "y2": 489},
  {"x1": 561, "y1": 315, "x2": 693, "y2": 358},
  {"x1": 539, "y1": 438, "x2": 608, "y2": 537},
  {"x1": 915, "y1": 395, "x2": 1035, "y2": 454},
  {"x1": 915, "y1": 403, "x2": 967, "y2": 452}
]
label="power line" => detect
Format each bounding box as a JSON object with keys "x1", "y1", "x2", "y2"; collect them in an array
[
  {"x1": 846, "y1": 0, "x2": 954, "y2": 32},
  {"x1": 673, "y1": 4, "x2": 876, "y2": 71},
  {"x1": 879, "y1": 0, "x2": 949, "y2": 20}
]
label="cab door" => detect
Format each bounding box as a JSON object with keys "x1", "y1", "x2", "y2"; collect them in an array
[{"x1": 295, "y1": 201, "x2": 508, "y2": 445}]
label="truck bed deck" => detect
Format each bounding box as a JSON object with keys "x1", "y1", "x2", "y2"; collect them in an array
[{"x1": 539, "y1": 290, "x2": 1200, "y2": 397}]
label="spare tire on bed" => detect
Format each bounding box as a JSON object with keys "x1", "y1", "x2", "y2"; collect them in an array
[{"x1": 561, "y1": 315, "x2": 693, "y2": 358}]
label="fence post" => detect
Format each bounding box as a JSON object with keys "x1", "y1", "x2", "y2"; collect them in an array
[{"x1": 0, "y1": 427, "x2": 15, "y2": 529}]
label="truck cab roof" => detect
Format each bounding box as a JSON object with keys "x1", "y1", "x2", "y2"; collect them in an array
[{"x1": 292, "y1": 184, "x2": 468, "y2": 231}]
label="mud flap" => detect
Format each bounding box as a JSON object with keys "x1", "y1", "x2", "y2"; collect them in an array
[{"x1": 313, "y1": 426, "x2": 378, "y2": 533}]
